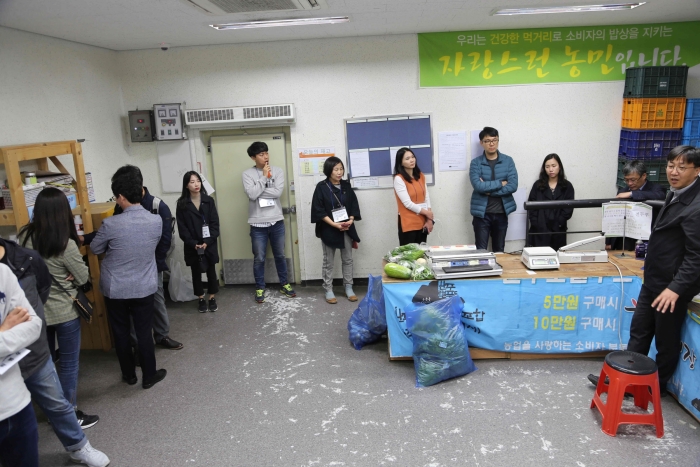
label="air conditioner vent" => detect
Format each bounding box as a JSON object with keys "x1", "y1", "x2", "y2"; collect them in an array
[
  {"x1": 186, "y1": 108, "x2": 237, "y2": 123},
  {"x1": 182, "y1": 0, "x2": 326, "y2": 15},
  {"x1": 243, "y1": 105, "x2": 292, "y2": 119}
]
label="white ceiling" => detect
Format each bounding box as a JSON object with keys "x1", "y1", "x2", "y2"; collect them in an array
[{"x1": 1, "y1": 0, "x2": 699, "y2": 51}]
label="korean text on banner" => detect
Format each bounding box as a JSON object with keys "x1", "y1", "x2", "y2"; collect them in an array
[{"x1": 418, "y1": 21, "x2": 700, "y2": 87}]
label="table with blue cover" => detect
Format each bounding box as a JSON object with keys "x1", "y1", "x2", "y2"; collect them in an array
[{"x1": 382, "y1": 252, "x2": 700, "y2": 422}]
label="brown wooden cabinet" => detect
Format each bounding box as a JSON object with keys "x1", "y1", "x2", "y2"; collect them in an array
[{"x1": 0, "y1": 140, "x2": 113, "y2": 350}]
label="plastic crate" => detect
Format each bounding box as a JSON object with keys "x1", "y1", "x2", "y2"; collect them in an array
[
  {"x1": 682, "y1": 137, "x2": 699, "y2": 148},
  {"x1": 617, "y1": 156, "x2": 669, "y2": 190},
  {"x1": 622, "y1": 97, "x2": 686, "y2": 129},
  {"x1": 686, "y1": 99, "x2": 700, "y2": 119},
  {"x1": 683, "y1": 119, "x2": 700, "y2": 139},
  {"x1": 618, "y1": 129, "x2": 682, "y2": 159},
  {"x1": 623, "y1": 66, "x2": 688, "y2": 98}
]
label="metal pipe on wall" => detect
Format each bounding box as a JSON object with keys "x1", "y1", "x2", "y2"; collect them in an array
[{"x1": 524, "y1": 198, "x2": 664, "y2": 210}]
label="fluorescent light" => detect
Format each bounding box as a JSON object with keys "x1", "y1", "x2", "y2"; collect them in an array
[
  {"x1": 210, "y1": 16, "x2": 349, "y2": 30},
  {"x1": 491, "y1": 3, "x2": 645, "y2": 15}
]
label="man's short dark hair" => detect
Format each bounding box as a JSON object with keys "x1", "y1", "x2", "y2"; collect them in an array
[
  {"x1": 479, "y1": 127, "x2": 499, "y2": 141},
  {"x1": 623, "y1": 160, "x2": 647, "y2": 177},
  {"x1": 111, "y1": 168, "x2": 143, "y2": 204},
  {"x1": 111, "y1": 164, "x2": 143, "y2": 185},
  {"x1": 247, "y1": 142, "x2": 268, "y2": 158},
  {"x1": 667, "y1": 145, "x2": 700, "y2": 166}
]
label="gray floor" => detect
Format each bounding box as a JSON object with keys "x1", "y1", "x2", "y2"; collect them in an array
[{"x1": 37, "y1": 285, "x2": 700, "y2": 466}]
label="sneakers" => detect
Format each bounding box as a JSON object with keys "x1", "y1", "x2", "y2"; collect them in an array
[
  {"x1": 325, "y1": 289, "x2": 337, "y2": 304},
  {"x1": 255, "y1": 289, "x2": 265, "y2": 303},
  {"x1": 198, "y1": 298, "x2": 208, "y2": 313},
  {"x1": 69, "y1": 441, "x2": 110, "y2": 467},
  {"x1": 208, "y1": 297, "x2": 218, "y2": 312},
  {"x1": 345, "y1": 285, "x2": 358, "y2": 302},
  {"x1": 75, "y1": 410, "x2": 99, "y2": 429},
  {"x1": 280, "y1": 283, "x2": 296, "y2": 298},
  {"x1": 142, "y1": 369, "x2": 167, "y2": 389}
]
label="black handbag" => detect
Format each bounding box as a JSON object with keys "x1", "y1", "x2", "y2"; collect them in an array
[{"x1": 50, "y1": 275, "x2": 93, "y2": 324}]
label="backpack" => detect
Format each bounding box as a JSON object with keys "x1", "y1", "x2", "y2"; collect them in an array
[{"x1": 152, "y1": 196, "x2": 176, "y2": 256}]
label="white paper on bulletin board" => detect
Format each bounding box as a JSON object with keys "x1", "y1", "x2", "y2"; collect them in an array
[
  {"x1": 298, "y1": 147, "x2": 335, "y2": 176},
  {"x1": 157, "y1": 141, "x2": 193, "y2": 193},
  {"x1": 505, "y1": 188, "x2": 528, "y2": 241}
]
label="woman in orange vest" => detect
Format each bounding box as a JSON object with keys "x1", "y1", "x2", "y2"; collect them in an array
[{"x1": 393, "y1": 147, "x2": 434, "y2": 246}]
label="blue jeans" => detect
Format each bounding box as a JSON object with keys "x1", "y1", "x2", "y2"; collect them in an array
[
  {"x1": 23, "y1": 358, "x2": 87, "y2": 452},
  {"x1": 250, "y1": 222, "x2": 288, "y2": 289},
  {"x1": 473, "y1": 213, "x2": 508, "y2": 252},
  {"x1": 0, "y1": 403, "x2": 39, "y2": 467},
  {"x1": 47, "y1": 317, "x2": 81, "y2": 409}
]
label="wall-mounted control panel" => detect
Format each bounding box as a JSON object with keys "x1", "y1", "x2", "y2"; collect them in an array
[
  {"x1": 153, "y1": 103, "x2": 185, "y2": 140},
  {"x1": 128, "y1": 110, "x2": 155, "y2": 142}
]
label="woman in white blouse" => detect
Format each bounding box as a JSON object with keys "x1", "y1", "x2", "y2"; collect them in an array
[{"x1": 393, "y1": 147, "x2": 434, "y2": 246}]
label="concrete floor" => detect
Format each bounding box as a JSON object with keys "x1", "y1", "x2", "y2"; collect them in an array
[{"x1": 36, "y1": 285, "x2": 700, "y2": 466}]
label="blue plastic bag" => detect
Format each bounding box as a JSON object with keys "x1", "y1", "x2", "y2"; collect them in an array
[
  {"x1": 347, "y1": 274, "x2": 386, "y2": 350},
  {"x1": 405, "y1": 295, "x2": 477, "y2": 387}
]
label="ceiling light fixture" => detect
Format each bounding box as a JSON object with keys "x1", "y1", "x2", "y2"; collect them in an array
[
  {"x1": 491, "y1": 3, "x2": 645, "y2": 15},
  {"x1": 210, "y1": 16, "x2": 349, "y2": 30}
]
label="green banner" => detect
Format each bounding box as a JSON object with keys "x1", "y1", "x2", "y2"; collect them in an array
[{"x1": 418, "y1": 21, "x2": 700, "y2": 87}]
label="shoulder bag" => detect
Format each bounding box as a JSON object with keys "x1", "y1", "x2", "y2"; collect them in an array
[{"x1": 50, "y1": 275, "x2": 93, "y2": 324}]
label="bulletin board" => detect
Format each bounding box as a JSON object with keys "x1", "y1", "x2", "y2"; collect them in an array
[{"x1": 345, "y1": 114, "x2": 434, "y2": 189}]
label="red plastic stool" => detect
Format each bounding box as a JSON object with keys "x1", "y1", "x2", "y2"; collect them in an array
[{"x1": 590, "y1": 350, "x2": 664, "y2": 437}]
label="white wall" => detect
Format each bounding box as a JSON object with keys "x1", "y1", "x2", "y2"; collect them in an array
[{"x1": 3, "y1": 27, "x2": 699, "y2": 280}]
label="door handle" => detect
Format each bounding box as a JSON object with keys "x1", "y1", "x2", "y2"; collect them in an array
[{"x1": 282, "y1": 205, "x2": 297, "y2": 215}]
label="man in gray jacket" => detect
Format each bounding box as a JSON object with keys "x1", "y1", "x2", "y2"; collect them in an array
[
  {"x1": 89, "y1": 166, "x2": 166, "y2": 389},
  {"x1": 242, "y1": 141, "x2": 296, "y2": 303}
]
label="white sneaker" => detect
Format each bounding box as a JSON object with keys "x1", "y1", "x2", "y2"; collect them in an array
[{"x1": 69, "y1": 441, "x2": 110, "y2": 467}]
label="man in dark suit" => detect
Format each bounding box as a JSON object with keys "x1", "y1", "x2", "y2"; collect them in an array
[
  {"x1": 621, "y1": 147, "x2": 700, "y2": 394},
  {"x1": 606, "y1": 160, "x2": 667, "y2": 251}
]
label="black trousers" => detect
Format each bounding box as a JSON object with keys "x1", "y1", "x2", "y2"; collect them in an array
[
  {"x1": 105, "y1": 295, "x2": 157, "y2": 381},
  {"x1": 190, "y1": 261, "x2": 219, "y2": 296},
  {"x1": 627, "y1": 285, "x2": 692, "y2": 387},
  {"x1": 398, "y1": 216, "x2": 428, "y2": 246}
]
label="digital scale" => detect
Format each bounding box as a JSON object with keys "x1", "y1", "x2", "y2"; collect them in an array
[
  {"x1": 521, "y1": 247, "x2": 560, "y2": 270},
  {"x1": 427, "y1": 245, "x2": 503, "y2": 279},
  {"x1": 557, "y1": 236, "x2": 608, "y2": 264}
]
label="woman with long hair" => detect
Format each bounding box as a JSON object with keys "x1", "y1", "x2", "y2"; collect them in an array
[
  {"x1": 393, "y1": 147, "x2": 434, "y2": 246},
  {"x1": 19, "y1": 187, "x2": 98, "y2": 428},
  {"x1": 527, "y1": 153, "x2": 575, "y2": 250},
  {"x1": 310, "y1": 157, "x2": 361, "y2": 304},
  {"x1": 176, "y1": 171, "x2": 220, "y2": 313}
]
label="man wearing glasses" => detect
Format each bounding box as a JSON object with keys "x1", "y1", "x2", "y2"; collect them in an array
[
  {"x1": 590, "y1": 146, "x2": 700, "y2": 395},
  {"x1": 468, "y1": 126, "x2": 518, "y2": 252},
  {"x1": 605, "y1": 160, "x2": 667, "y2": 251}
]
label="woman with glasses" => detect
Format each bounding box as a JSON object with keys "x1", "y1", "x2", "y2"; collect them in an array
[
  {"x1": 527, "y1": 153, "x2": 575, "y2": 251},
  {"x1": 393, "y1": 147, "x2": 434, "y2": 246},
  {"x1": 18, "y1": 187, "x2": 99, "y2": 428}
]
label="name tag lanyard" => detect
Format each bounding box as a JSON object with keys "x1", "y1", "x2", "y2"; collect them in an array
[
  {"x1": 327, "y1": 183, "x2": 349, "y2": 223},
  {"x1": 409, "y1": 176, "x2": 427, "y2": 211},
  {"x1": 201, "y1": 213, "x2": 211, "y2": 238}
]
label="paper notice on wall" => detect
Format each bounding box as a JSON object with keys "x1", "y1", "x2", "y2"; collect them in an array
[
  {"x1": 351, "y1": 177, "x2": 379, "y2": 188},
  {"x1": 602, "y1": 202, "x2": 653, "y2": 240},
  {"x1": 298, "y1": 147, "x2": 335, "y2": 176},
  {"x1": 438, "y1": 131, "x2": 468, "y2": 171},
  {"x1": 349, "y1": 150, "x2": 371, "y2": 177}
]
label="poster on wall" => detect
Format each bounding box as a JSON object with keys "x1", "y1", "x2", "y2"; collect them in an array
[
  {"x1": 418, "y1": 21, "x2": 700, "y2": 87},
  {"x1": 298, "y1": 147, "x2": 335, "y2": 176}
]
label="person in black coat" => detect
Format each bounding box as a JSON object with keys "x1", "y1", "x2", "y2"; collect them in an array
[
  {"x1": 606, "y1": 160, "x2": 667, "y2": 251},
  {"x1": 176, "y1": 171, "x2": 220, "y2": 313},
  {"x1": 622, "y1": 146, "x2": 700, "y2": 393},
  {"x1": 527, "y1": 153, "x2": 575, "y2": 251},
  {"x1": 311, "y1": 157, "x2": 361, "y2": 304}
]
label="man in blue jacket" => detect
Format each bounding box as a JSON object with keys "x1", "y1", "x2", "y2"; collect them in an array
[{"x1": 469, "y1": 127, "x2": 518, "y2": 252}]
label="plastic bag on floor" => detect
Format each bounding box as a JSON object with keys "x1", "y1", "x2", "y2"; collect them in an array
[
  {"x1": 167, "y1": 259, "x2": 196, "y2": 302},
  {"x1": 347, "y1": 274, "x2": 386, "y2": 350},
  {"x1": 405, "y1": 295, "x2": 477, "y2": 387}
]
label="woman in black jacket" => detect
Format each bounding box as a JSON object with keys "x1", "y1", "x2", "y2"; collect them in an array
[
  {"x1": 176, "y1": 171, "x2": 220, "y2": 313},
  {"x1": 311, "y1": 157, "x2": 361, "y2": 304},
  {"x1": 527, "y1": 154, "x2": 575, "y2": 251}
]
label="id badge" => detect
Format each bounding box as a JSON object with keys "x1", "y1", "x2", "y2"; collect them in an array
[
  {"x1": 202, "y1": 224, "x2": 211, "y2": 238},
  {"x1": 258, "y1": 198, "x2": 275, "y2": 208},
  {"x1": 332, "y1": 207, "x2": 349, "y2": 223}
]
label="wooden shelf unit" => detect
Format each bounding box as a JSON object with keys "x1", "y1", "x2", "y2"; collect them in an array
[{"x1": 0, "y1": 141, "x2": 113, "y2": 351}]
